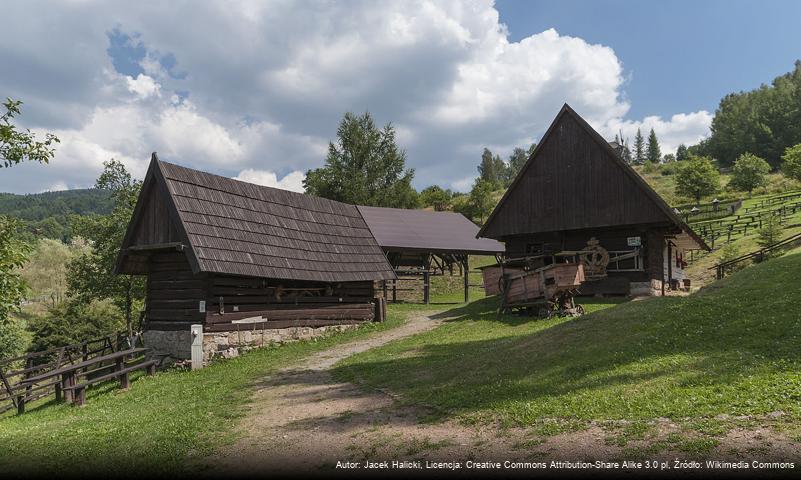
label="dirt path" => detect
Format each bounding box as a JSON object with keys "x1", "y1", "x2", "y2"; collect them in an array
[{"x1": 207, "y1": 312, "x2": 801, "y2": 475}]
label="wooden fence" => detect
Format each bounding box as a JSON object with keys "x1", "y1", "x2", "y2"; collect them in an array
[
  {"x1": 0, "y1": 332, "x2": 137, "y2": 414},
  {"x1": 711, "y1": 231, "x2": 801, "y2": 279}
]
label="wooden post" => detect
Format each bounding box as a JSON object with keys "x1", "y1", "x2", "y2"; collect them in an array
[
  {"x1": 463, "y1": 257, "x2": 469, "y2": 303},
  {"x1": 120, "y1": 371, "x2": 130, "y2": 390},
  {"x1": 392, "y1": 279, "x2": 397, "y2": 303},
  {"x1": 191, "y1": 324, "x2": 203, "y2": 371},
  {"x1": 382, "y1": 280, "x2": 387, "y2": 300},
  {"x1": 16, "y1": 395, "x2": 25, "y2": 414},
  {"x1": 423, "y1": 271, "x2": 430, "y2": 304}
]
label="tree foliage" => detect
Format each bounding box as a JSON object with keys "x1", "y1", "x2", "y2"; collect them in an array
[
  {"x1": 676, "y1": 144, "x2": 689, "y2": 162},
  {"x1": 21, "y1": 238, "x2": 87, "y2": 308},
  {"x1": 67, "y1": 160, "x2": 145, "y2": 336},
  {"x1": 419, "y1": 185, "x2": 452, "y2": 211},
  {"x1": 633, "y1": 128, "x2": 645, "y2": 165},
  {"x1": 506, "y1": 147, "x2": 529, "y2": 184},
  {"x1": 1, "y1": 98, "x2": 59, "y2": 168},
  {"x1": 675, "y1": 156, "x2": 720, "y2": 203},
  {"x1": 27, "y1": 298, "x2": 124, "y2": 353},
  {"x1": 453, "y1": 179, "x2": 495, "y2": 225},
  {"x1": 0, "y1": 216, "x2": 31, "y2": 360},
  {"x1": 728, "y1": 153, "x2": 771, "y2": 196},
  {"x1": 646, "y1": 128, "x2": 661, "y2": 164},
  {"x1": 781, "y1": 143, "x2": 801, "y2": 183},
  {"x1": 477, "y1": 148, "x2": 507, "y2": 189},
  {"x1": 707, "y1": 61, "x2": 801, "y2": 168},
  {"x1": 304, "y1": 112, "x2": 418, "y2": 208}
]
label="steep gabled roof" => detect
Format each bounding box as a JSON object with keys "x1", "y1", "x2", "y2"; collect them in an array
[
  {"x1": 357, "y1": 206, "x2": 504, "y2": 254},
  {"x1": 116, "y1": 156, "x2": 396, "y2": 282},
  {"x1": 478, "y1": 104, "x2": 708, "y2": 251}
]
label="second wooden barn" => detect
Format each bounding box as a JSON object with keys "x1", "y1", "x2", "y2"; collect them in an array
[
  {"x1": 115, "y1": 155, "x2": 395, "y2": 360},
  {"x1": 478, "y1": 104, "x2": 709, "y2": 297}
]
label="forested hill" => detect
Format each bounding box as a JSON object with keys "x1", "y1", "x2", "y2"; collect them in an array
[{"x1": 0, "y1": 189, "x2": 113, "y2": 240}]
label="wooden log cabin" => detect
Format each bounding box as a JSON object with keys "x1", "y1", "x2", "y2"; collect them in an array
[
  {"x1": 115, "y1": 155, "x2": 395, "y2": 359},
  {"x1": 478, "y1": 104, "x2": 709, "y2": 296}
]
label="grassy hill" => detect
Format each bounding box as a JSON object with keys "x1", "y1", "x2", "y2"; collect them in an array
[{"x1": 334, "y1": 251, "x2": 801, "y2": 448}]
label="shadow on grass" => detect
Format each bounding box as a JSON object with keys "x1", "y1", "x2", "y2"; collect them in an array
[{"x1": 322, "y1": 253, "x2": 801, "y2": 423}]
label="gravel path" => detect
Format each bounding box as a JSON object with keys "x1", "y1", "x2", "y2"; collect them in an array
[{"x1": 205, "y1": 312, "x2": 801, "y2": 475}]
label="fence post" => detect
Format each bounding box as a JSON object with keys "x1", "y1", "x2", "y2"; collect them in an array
[
  {"x1": 191, "y1": 324, "x2": 203, "y2": 371},
  {"x1": 423, "y1": 271, "x2": 430, "y2": 304}
]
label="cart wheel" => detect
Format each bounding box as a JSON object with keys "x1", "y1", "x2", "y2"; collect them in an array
[
  {"x1": 537, "y1": 306, "x2": 550, "y2": 318},
  {"x1": 575, "y1": 304, "x2": 585, "y2": 315}
]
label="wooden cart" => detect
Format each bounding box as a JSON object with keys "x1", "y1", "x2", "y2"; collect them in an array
[{"x1": 482, "y1": 254, "x2": 586, "y2": 318}]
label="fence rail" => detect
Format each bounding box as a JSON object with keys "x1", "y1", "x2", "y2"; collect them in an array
[
  {"x1": 711, "y1": 232, "x2": 801, "y2": 279},
  {"x1": 0, "y1": 331, "x2": 137, "y2": 414}
]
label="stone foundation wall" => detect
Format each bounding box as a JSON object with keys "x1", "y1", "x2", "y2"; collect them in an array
[
  {"x1": 630, "y1": 279, "x2": 663, "y2": 296},
  {"x1": 202, "y1": 324, "x2": 358, "y2": 362},
  {"x1": 143, "y1": 329, "x2": 192, "y2": 361},
  {"x1": 143, "y1": 324, "x2": 359, "y2": 364}
]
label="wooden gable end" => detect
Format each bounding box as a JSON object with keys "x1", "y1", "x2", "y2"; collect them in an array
[
  {"x1": 480, "y1": 108, "x2": 672, "y2": 240},
  {"x1": 114, "y1": 156, "x2": 197, "y2": 275},
  {"x1": 126, "y1": 178, "x2": 184, "y2": 247}
]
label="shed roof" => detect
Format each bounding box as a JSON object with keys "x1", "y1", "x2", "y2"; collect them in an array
[
  {"x1": 116, "y1": 156, "x2": 396, "y2": 282},
  {"x1": 357, "y1": 206, "x2": 504, "y2": 254}
]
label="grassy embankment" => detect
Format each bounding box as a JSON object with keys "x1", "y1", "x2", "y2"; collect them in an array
[{"x1": 334, "y1": 250, "x2": 801, "y2": 451}]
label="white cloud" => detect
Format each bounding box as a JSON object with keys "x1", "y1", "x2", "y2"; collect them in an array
[
  {"x1": 126, "y1": 74, "x2": 161, "y2": 99},
  {"x1": 0, "y1": 0, "x2": 713, "y2": 194},
  {"x1": 234, "y1": 169, "x2": 305, "y2": 193},
  {"x1": 602, "y1": 110, "x2": 713, "y2": 157}
]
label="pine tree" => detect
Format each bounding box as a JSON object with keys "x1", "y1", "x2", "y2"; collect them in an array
[
  {"x1": 646, "y1": 128, "x2": 661, "y2": 164},
  {"x1": 676, "y1": 144, "x2": 689, "y2": 161},
  {"x1": 634, "y1": 128, "x2": 645, "y2": 165}
]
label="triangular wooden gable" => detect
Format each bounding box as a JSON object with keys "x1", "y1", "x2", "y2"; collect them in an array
[
  {"x1": 114, "y1": 155, "x2": 198, "y2": 275},
  {"x1": 479, "y1": 104, "x2": 705, "y2": 249}
]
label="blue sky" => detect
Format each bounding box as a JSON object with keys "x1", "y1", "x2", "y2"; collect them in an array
[
  {"x1": 496, "y1": 0, "x2": 801, "y2": 119},
  {"x1": 1, "y1": 1, "x2": 799, "y2": 195}
]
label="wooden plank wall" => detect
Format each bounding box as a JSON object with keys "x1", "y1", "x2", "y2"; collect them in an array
[
  {"x1": 483, "y1": 113, "x2": 671, "y2": 239},
  {"x1": 144, "y1": 251, "x2": 378, "y2": 330},
  {"x1": 145, "y1": 251, "x2": 206, "y2": 329}
]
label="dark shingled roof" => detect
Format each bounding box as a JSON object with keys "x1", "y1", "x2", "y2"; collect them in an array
[
  {"x1": 357, "y1": 206, "x2": 504, "y2": 254},
  {"x1": 117, "y1": 158, "x2": 396, "y2": 282}
]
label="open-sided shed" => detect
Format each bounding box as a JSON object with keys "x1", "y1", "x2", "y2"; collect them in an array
[{"x1": 357, "y1": 206, "x2": 504, "y2": 302}]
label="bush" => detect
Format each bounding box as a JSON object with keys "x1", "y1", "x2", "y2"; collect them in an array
[
  {"x1": 719, "y1": 243, "x2": 748, "y2": 273},
  {"x1": 27, "y1": 298, "x2": 125, "y2": 353}
]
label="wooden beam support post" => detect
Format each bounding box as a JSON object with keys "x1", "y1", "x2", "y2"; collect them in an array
[{"x1": 463, "y1": 256, "x2": 469, "y2": 303}]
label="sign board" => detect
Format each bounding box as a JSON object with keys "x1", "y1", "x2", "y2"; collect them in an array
[{"x1": 627, "y1": 236, "x2": 642, "y2": 247}]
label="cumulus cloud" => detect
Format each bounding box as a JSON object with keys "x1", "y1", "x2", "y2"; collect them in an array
[
  {"x1": 0, "y1": 0, "x2": 712, "y2": 194},
  {"x1": 602, "y1": 111, "x2": 714, "y2": 157},
  {"x1": 126, "y1": 74, "x2": 161, "y2": 99},
  {"x1": 234, "y1": 169, "x2": 306, "y2": 193}
]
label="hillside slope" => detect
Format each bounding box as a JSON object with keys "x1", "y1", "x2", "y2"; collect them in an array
[{"x1": 334, "y1": 252, "x2": 801, "y2": 427}]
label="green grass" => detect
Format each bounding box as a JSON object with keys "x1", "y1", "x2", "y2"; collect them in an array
[
  {"x1": 333, "y1": 252, "x2": 801, "y2": 429},
  {"x1": 0, "y1": 315, "x2": 405, "y2": 475}
]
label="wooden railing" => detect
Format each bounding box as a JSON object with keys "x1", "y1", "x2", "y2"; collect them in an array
[
  {"x1": 711, "y1": 232, "x2": 801, "y2": 279},
  {"x1": 0, "y1": 331, "x2": 138, "y2": 414}
]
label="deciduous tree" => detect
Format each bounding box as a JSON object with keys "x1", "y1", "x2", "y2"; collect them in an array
[
  {"x1": 67, "y1": 160, "x2": 145, "y2": 337},
  {"x1": 675, "y1": 156, "x2": 720, "y2": 204},
  {"x1": 729, "y1": 153, "x2": 771, "y2": 196},
  {"x1": 1, "y1": 98, "x2": 59, "y2": 168}
]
